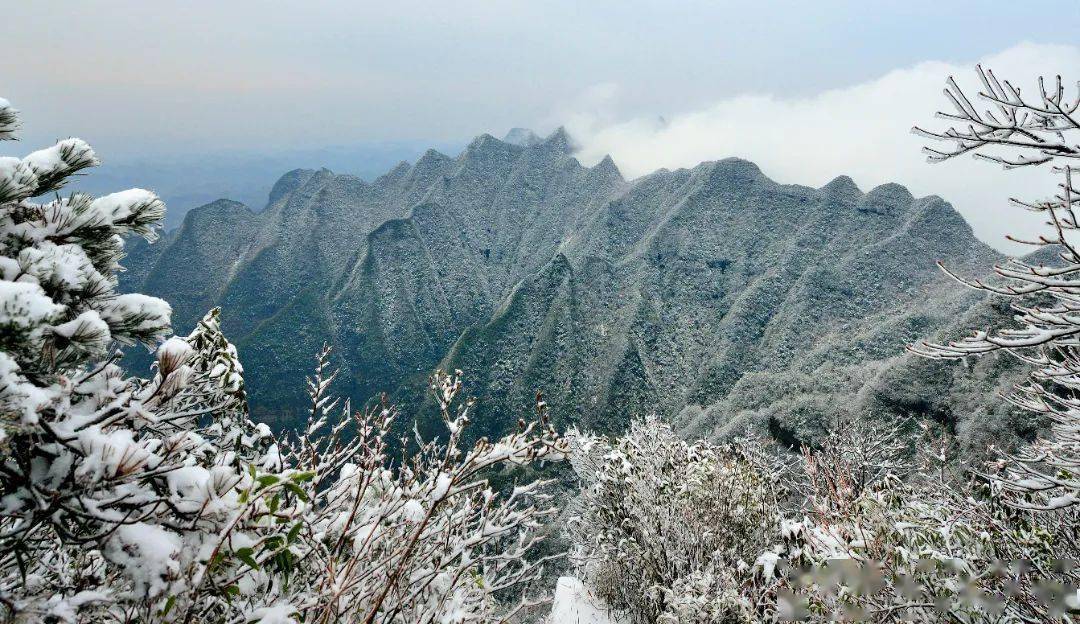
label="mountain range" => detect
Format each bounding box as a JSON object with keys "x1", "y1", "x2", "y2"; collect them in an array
[{"x1": 119, "y1": 128, "x2": 1038, "y2": 452}]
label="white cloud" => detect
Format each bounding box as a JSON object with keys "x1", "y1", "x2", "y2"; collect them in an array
[{"x1": 566, "y1": 43, "x2": 1080, "y2": 253}]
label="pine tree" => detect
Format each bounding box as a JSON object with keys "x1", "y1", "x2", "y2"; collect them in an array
[{"x1": 0, "y1": 97, "x2": 282, "y2": 620}]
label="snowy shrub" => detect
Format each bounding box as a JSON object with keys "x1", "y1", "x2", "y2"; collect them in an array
[
  {"x1": 568, "y1": 414, "x2": 1079, "y2": 622},
  {"x1": 266, "y1": 350, "x2": 568, "y2": 623},
  {"x1": 0, "y1": 98, "x2": 568, "y2": 623},
  {"x1": 656, "y1": 569, "x2": 755, "y2": 624},
  {"x1": 568, "y1": 417, "x2": 786, "y2": 623},
  {"x1": 774, "y1": 479, "x2": 1080, "y2": 621},
  {"x1": 797, "y1": 415, "x2": 910, "y2": 517},
  {"x1": 770, "y1": 422, "x2": 1080, "y2": 622}
]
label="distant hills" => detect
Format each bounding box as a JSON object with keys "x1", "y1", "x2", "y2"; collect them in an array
[
  {"x1": 80, "y1": 141, "x2": 460, "y2": 231},
  {"x1": 119, "y1": 128, "x2": 1037, "y2": 451}
]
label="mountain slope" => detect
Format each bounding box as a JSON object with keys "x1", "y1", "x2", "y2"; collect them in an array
[
  {"x1": 125, "y1": 130, "x2": 626, "y2": 427},
  {"x1": 430, "y1": 158, "x2": 1009, "y2": 447},
  {"x1": 121, "y1": 130, "x2": 1025, "y2": 450}
]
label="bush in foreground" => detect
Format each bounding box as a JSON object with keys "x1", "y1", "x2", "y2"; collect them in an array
[{"x1": 567, "y1": 416, "x2": 1078, "y2": 622}]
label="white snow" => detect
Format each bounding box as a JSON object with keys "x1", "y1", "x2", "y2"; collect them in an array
[
  {"x1": 0, "y1": 351, "x2": 56, "y2": 424},
  {"x1": 549, "y1": 577, "x2": 625, "y2": 624},
  {"x1": 157, "y1": 336, "x2": 193, "y2": 371},
  {"x1": 0, "y1": 156, "x2": 35, "y2": 199},
  {"x1": 51, "y1": 310, "x2": 110, "y2": 352},
  {"x1": 246, "y1": 604, "x2": 299, "y2": 623},
  {"x1": 18, "y1": 242, "x2": 98, "y2": 291},
  {"x1": 98, "y1": 292, "x2": 171, "y2": 335},
  {"x1": 102, "y1": 523, "x2": 182, "y2": 599},
  {"x1": 165, "y1": 465, "x2": 214, "y2": 513},
  {"x1": 0, "y1": 280, "x2": 63, "y2": 326},
  {"x1": 402, "y1": 499, "x2": 425, "y2": 523},
  {"x1": 23, "y1": 138, "x2": 97, "y2": 182},
  {"x1": 754, "y1": 550, "x2": 781, "y2": 580},
  {"x1": 91, "y1": 188, "x2": 160, "y2": 223},
  {"x1": 431, "y1": 472, "x2": 452, "y2": 501}
]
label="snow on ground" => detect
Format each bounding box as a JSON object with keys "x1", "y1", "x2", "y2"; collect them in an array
[{"x1": 548, "y1": 577, "x2": 626, "y2": 624}]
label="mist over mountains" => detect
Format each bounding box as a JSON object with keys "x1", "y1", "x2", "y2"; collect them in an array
[
  {"x1": 77, "y1": 141, "x2": 460, "y2": 231},
  {"x1": 119, "y1": 128, "x2": 1031, "y2": 450}
]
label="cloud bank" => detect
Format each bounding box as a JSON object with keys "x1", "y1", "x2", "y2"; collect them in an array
[{"x1": 566, "y1": 43, "x2": 1080, "y2": 252}]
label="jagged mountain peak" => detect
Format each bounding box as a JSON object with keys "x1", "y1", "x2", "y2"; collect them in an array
[
  {"x1": 458, "y1": 133, "x2": 521, "y2": 169},
  {"x1": 820, "y1": 173, "x2": 864, "y2": 195},
  {"x1": 861, "y1": 182, "x2": 917, "y2": 216},
  {"x1": 180, "y1": 198, "x2": 253, "y2": 227},
  {"x1": 376, "y1": 160, "x2": 412, "y2": 184},
  {"x1": 410, "y1": 148, "x2": 454, "y2": 178},
  {"x1": 1023, "y1": 243, "x2": 1070, "y2": 266},
  {"x1": 691, "y1": 157, "x2": 766, "y2": 189},
  {"x1": 588, "y1": 154, "x2": 624, "y2": 183},
  {"x1": 867, "y1": 181, "x2": 914, "y2": 201},
  {"x1": 123, "y1": 131, "x2": 1008, "y2": 452},
  {"x1": 267, "y1": 168, "x2": 319, "y2": 207},
  {"x1": 503, "y1": 127, "x2": 541, "y2": 146},
  {"x1": 464, "y1": 132, "x2": 503, "y2": 151},
  {"x1": 543, "y1": 126, "x2": 574, "y2": 153}
]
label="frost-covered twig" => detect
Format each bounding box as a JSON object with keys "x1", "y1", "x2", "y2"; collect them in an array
[{"x1": 910, "y1": 67, "x2": 1080, "y2": 512}]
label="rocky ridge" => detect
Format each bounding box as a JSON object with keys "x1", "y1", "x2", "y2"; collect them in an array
[{"x1": 121, "y1": 129, "x2": 1031, "y2": 450}]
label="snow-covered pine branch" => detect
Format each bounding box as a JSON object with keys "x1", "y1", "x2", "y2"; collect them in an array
[{"x1": 1, "y1": 198, "x2": 278, "y2": 620}]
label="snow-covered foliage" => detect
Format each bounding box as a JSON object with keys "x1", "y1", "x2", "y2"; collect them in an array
[
  {"x1": 769, "y1": 423, "x2": 1079, "y2": 622},
  {"x1": 263, "y1": 350, "x2": 568, "y2": 623},
  {"x1": 910, "y1": 67, "x2": 1080, "y2": 512},
  {"x1": 567, "y1": 417, "x2": 1079, "y2": 622},
  {"x1": 568, "y1": 418, "x2": 787, "y2": 623},
  {"x1": 0, "y1": 98, "x2": 567, "y2": 623}
]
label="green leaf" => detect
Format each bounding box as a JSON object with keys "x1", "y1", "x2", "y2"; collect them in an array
[
  {"x1": 269, "y1": 494, "x2": 280, "y2": 513},
  {"x1": 285, "y1": 482, "x2": 309, "y2": 502},
  {"x1": 287, "y1": 522, "x2": 303, "y2": 544},
  {"x1": 256, "y1": 475, "x2": 280, "y2": 488},
  {"x1": 290, "y1": 470, "x2": 315, "y2": 483},
  {"x1": 235, "y1": 547, "x2": 259, "y2": 570},
  {"x1": 160, "y1": 595, "x2": 176, "y2": 616}
]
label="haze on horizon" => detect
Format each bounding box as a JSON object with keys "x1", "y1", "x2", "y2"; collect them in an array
[{"x1": 4, "y1": 0, "x2": 1080, "y2": 251}]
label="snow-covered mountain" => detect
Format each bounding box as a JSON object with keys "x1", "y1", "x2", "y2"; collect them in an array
[{"x1": 120, "y1": 129, "x2": 1028, "y2": 450}]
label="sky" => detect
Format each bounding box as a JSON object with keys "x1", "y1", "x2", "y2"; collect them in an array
[{"x1": 3, "y1": 1, "x2": 1080, "y2": 251}]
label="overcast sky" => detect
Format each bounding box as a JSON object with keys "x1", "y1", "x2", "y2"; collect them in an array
[{"x1": 4, "y1": 1, "x2": 1080, "y2": 250}]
